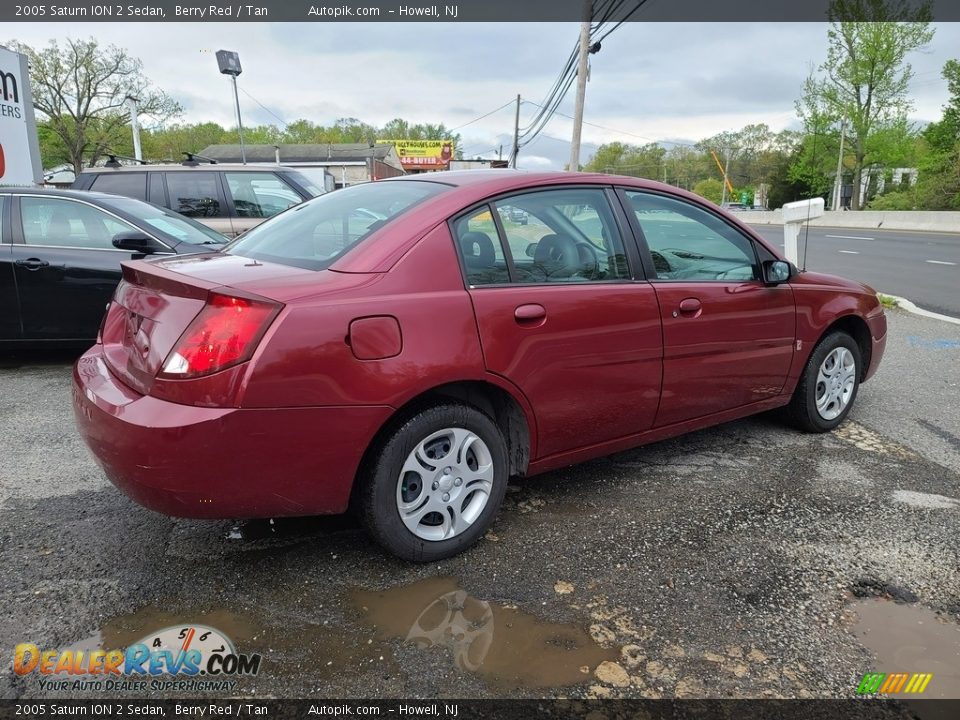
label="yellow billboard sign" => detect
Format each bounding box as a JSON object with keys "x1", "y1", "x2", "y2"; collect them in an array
[{"x1": 383, "y1": 139, "x2": 454, "y2": 168}]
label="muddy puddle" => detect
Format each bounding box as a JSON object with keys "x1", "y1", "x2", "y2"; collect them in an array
[
  {"x1": 853, "y1": 599, "x2": 960, "y2": 699},
  {"x1": 60, "y1": 578, "x2": 612, "y2": 691},
  {"x1": 351, "y1": 576, "x2": 616, "y2": 688},
  {"x1": 68, "y1": 605, "x2": 398, "y2": 681}
]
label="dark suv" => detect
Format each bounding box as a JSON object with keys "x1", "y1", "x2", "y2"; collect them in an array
[{"x1": 72, "y1": 159, "x2": 325, "y2": 237}]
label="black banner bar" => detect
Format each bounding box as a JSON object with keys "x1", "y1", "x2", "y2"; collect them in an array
[
  {"x1": 3, "y1": 699, "x2": 960, "y2": 719},
  {"x1": 4, "y1": 0, "x2": 960, "y2": 23}
]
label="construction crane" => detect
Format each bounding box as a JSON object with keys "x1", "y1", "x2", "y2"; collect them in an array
[{"x1": 709, "y1": 149, "x2": 735, "y2": 196}]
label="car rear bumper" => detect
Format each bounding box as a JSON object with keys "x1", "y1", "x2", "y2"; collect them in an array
[{"x1": 72, "y1": 347, "x2": 393, "y2": 519}]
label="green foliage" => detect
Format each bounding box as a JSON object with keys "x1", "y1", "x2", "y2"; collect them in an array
[
  {"x1": 796, "y1": 2, "x2": 934, "y2": 208},
  {"x1": 912, "y1": 59, "x2": 960, "y2": 209},
  {"x1": 10, "y1": 37, "x2": 181, "y2": 174},
  {"x1": 692, "y1": 178, "x2": 724, "y2": 205},
  {"x1": 583, "y1": 142, "x2": 666, "y2": 178},
  {"x1": 867, "y1": 190, "x2": 917, "y2": 210}
]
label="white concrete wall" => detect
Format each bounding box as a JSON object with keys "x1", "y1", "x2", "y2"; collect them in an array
[{"x1": 731, "y1": 210, "x2": 960, "y2": 233}]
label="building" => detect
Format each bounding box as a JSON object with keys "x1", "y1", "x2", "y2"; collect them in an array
[
  {"x1": 448, "y1": 159, "x2": 510, "y2": 171},
  {"x1": 197, "y1": 143, "x2": 405, "y2": 188}
]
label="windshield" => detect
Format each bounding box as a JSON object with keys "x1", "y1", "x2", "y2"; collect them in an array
[
  {"x1": 226, "y1": 180, "x2": 448, "y2": 270},
  {"x1": 103, "y1": 197, "x2": 227, "y2": 245}
]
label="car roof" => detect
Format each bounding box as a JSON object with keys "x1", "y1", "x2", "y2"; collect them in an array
[
  {"x1": 378, "y1": 169, "x2": 676, "y2": 193},
  {"x1": 78, "y1": 163, "x2": 300, "y2": 173}
]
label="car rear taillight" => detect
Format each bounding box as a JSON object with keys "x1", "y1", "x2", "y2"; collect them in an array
[{"x1": 159, "y1": 292, "x2": 280, "y2": 379}]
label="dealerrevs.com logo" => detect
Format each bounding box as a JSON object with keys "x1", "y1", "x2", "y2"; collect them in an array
[{"x1": 14, "y1": 624, "x2": 262, "y2": 692}]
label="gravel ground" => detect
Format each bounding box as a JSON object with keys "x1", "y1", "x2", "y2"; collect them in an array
[{"x1": 0, "y1": 308, "x2": 958, "y2": 701}]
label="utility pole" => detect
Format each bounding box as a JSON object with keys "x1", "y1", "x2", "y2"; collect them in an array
[
  {"x1": 511, "y1": 94, "x2": 520, "y2": 168},
  {"x1": 124, "y1": 96, "x2": 142, "y2": 162},
  {"x1": 568, "y1": 0, "x2": 593, "y2": 172},
  {"x1": 720, "y1": 147, "x2": 732, "y2": 205},
  {"x1": 832, "y1": 119, "x2": 846, "y2": 210}
]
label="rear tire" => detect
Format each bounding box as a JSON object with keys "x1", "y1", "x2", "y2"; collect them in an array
[
  {"x1": 789, "y1": 331, "x2": 861, "y2": 433},
  {"x1": 358, "y1": 403, "x2": 508, "y2": 562}
]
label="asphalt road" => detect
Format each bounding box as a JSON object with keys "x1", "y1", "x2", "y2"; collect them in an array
[
  {"x1": 748, "y1": 224, "x2": 959, "y2": 317},
  {"x1": 1, "y1": 309, "x2": 959, "y2": 703}
]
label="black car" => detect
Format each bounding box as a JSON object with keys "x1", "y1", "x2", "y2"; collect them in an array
[{"x1": 0, "y1": 188, "x2": 227, "y2": 346}]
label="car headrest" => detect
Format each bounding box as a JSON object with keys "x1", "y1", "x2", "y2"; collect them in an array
[
  {"x1": 534, "y1": 233, "x2": 581, "y2": 278},
  {"x1": 459, "y1": 232, "x2": 496, "y2": 268},
  {"x1": 47, "y1": 211, "x2": 73, "y2": 238}
]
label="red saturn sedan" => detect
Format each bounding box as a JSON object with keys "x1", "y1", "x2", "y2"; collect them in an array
[{"x1": 73, "y1": 171, "x2": 887, "y2": 561}]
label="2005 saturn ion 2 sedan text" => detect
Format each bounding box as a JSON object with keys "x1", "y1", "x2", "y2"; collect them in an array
[{"x1": 73, "y1": 171, "x2": 887, "y2": 561}]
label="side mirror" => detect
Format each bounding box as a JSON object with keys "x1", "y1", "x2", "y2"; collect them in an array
[
  {"x1": 763, "y1": 260, "x2": 792, "y2": 285},
  {"x1": 112, "y1": 231, "x2": 163, "y2": 255},
  {"x1": 526, "y1": 242, "x2": 538, "y2": 258}
]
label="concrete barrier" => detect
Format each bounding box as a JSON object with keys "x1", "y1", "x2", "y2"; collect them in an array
[{"x1": 731, "y1": 210, "x2": 960, "y2": 233}]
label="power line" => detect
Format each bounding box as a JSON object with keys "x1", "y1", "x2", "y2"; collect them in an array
[
  {"x1": 521, "y1": 99, "x2": 698, "y2": 148},
  {"x1": 239, "y1": 87, "x2": 288, "y2": 128},
  {"x1": 448, "y1": 99, "x2": 517, "y2": 132},
  {"x1": 515, "y1": 0, "x2": 652, "y2": 153},
  {"x1": 593, "y1": 0, "x2": 651, "y2": 43}
]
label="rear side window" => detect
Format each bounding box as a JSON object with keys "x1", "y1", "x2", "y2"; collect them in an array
[
  {"x1": 224, "y1": 172, "x2": 302, "y2": 219},
  {"x1": 227, "y1": 180, "x2": 447, "y2": 271},
  {"x1": 20, "y1": 197, "x2": 138, "y2": 250},
  {"x1": 89, "y1": 173, "x2": 147, "y2": 201},
  {"x1": 454, "y1": 187, "x2": 631, "y2": 285},
  {"x1": 165, "y1": 172, "x2": 224, "y2": 218},
  {"x1": 452, "y1": 207, "x2": 510, "y2": 286}
]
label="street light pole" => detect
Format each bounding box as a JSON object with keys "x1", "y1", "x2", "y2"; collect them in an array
[
  {"x1": 230, "y1": 75, "x2": 246, "y2": 164},
  {"x1": 216, "y1": 50, "x2": 246, "y2": 164},
  {"x1": 832, "y1": 119, "x2": 846, "y2": 210},
  {"x1": 568, "y1": 0, "x2": 593, "y2": 172}
]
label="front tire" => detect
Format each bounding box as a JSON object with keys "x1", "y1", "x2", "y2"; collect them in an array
[
  {"x1": 789, "y1": 331, "x2": 861, "y2": 432},
  {"x1": 358, "y1": 403, "x2": 508, "y2": 562}
]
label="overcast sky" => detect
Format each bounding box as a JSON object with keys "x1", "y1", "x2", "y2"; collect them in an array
[{"x1": 10, "y1": 21, "x2": 960, "y2": 169}]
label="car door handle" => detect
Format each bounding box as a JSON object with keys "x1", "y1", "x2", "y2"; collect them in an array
[
  {"x1": 676, "y1": 298, "x2": 702, "y2": 316},
  {"x1": 515, "y1": 303, "x2": 546, "y2": 325},
  {"x1": 15, "y1": 258, "x2": 50, "y2": 271}
]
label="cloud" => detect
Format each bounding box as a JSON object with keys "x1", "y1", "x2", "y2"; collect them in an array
[{"x1": 10, "y1": 20, "x2": 958, "y2": 169}]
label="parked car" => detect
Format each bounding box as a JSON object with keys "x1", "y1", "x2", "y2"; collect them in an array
[
  {"x1": 71, "y1": 158, "x2": 325, "y2": 237},
  {"x1": 507, "y1": 207, "x2": 528, "y2": 225},
  {"x1": 73, "y1": 171, "x2": 887, "y2": 561},
  {"x1": 0, "y1": 188, "x2": 227, "y2": 346}
]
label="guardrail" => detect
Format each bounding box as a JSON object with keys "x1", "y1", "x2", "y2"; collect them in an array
[{"x1": 731, "y1": 210, "x2": 960, "y2": 233}]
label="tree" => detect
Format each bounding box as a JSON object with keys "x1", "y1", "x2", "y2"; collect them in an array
[
  {"x1": 140, "y1": 122, "x2": 229, "y2": 161},
  {"x1": 583, "y1": 142, "x2": 666, "y2": 178},
  {"x1": 913, "y1": 59, "x2": 960, "y2": 208},
  {"x1": 692, "y1": 178, "x2": 724, "y2": 205},
  {"x1": 797, "y1": 1, "x2": 934, "y2": 208},
  {"x1": 10, "y1": 38, "x2": 181, "y2": 173}
]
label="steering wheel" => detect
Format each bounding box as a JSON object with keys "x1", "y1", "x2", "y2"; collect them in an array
[{"x1": 575, "y1": 242, "x2": 600, "y2": 278}]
